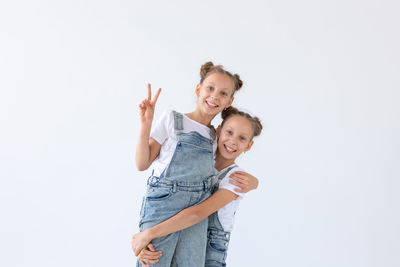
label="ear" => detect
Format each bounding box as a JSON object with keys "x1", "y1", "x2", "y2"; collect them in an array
[
  {"x1": 195, "y1": 84, "x2": 201, "y2": 97},
  {"x1": 216, "y1": 125, "x2": 221, "y2": 138},
  {"x1": 244, "y1": 139, "x2": 254, "y2": 152}
]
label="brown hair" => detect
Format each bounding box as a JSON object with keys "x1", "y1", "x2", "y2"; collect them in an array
[
  {"x1": 199, "y1": 61, "x2": 243, "y2": 95},
  {"x1": 221, "y1": 106, "x2": 263, "y2": 139}
]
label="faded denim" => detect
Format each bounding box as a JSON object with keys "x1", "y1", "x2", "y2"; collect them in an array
[
  {"x1": 205, "y1": 166, "x2": 236, "y2": 267},
  {"x1": 137, "y1": 111, "x2": 217, "y2": 267}
]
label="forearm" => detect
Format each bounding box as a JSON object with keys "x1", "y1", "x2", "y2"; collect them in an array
[
  {"x1": 135, "y1": 122, "x2": 152, "y2": 171},
  {"x1": 137, "y1": 190, "x2": 236, "y2": 247},
  {"x1": 145, "y1": 208, "x2": 205, "y2": 240}
]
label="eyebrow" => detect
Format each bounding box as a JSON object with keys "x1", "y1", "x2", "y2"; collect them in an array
[
  {"x1": 226, "y1": 127, "x2": 251, "y2": 137},
  {"x1": 206, "y1": 81, "x2": 230, "y2": 91}
]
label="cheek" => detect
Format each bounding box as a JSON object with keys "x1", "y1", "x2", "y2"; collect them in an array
[{"x1": 223, "y1": 97, "x2": 233, "y2": 106}]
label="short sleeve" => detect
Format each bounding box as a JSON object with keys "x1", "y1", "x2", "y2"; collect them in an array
[
  {"x1": 218, "y1": 167, "x2": 245, "y2": 199},
  {"x1": 150, "y1": 110, "x2": 173, "y2": 145}
]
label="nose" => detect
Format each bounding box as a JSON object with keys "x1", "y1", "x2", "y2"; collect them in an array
[
  {"x1": 210, "y1": 90, "x2": 219, "y2": 98},
  {"x1": 227, "y1": 139, "x2": 237, "y2": 147},
  {"x1": 211, "y1": 92, "x2": 218, "y2": 100}
]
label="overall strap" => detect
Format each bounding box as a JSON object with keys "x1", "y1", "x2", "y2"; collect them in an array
[
  {"x1": 173, "y1": 110, "x2": 184, "y2": 133},
  {"x1": 209, "y1": 126, "x2": 216, "y2": 142},
  {"x1": 213, "y1": 165, "x2": 237, "y2": 192}
]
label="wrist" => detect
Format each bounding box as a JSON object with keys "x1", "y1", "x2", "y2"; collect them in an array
[
  {"x1": 145, "y1": 227, "x2": 157, "y2": 240},
  {"x1": 143, "y1": 228, "x2": 155, "y2": 243},
  {"x1": 139, "y1": 122, "x2": 152, "y2": 136},
  {"x1": 140, "y1": 120, "x2": 153, "y2": 128}
]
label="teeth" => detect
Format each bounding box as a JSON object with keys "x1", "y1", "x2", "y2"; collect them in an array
[
  {"x1": 225, "y1": 145, "x2": 236, "y2": 152},
  {"x1": 206, "y1": 100, "x2": 218, "y2": 107}
]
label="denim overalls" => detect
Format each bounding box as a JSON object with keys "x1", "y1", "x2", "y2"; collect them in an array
[
  {"x1": 138, "y1": 111, "x2": 217, "y2": 267},
  {"x1": 205, "y1": 165, "x2": 237, "y2": 267}
]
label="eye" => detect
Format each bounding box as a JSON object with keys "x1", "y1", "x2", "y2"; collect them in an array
[
  {"x1": 240, "y1": 136, "x2": 246, "y2": 141},
  {"x1": 227, "y1": 130, "x2": 233, "y2": 135},
  {"x1": 208, "y1": 86, "x2": 214, "y2": 91},
  {"x1": 220, "y1": 91, "x2": 227, "y2": 96}
]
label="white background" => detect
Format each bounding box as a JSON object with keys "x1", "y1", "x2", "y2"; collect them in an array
[{"x1": 1, "y1": 1, "x2": 399, "y2": 266}]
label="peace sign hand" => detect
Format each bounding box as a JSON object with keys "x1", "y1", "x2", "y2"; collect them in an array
[{"x1": 139, "y1": 83, "x2": 162, "y2": 125}]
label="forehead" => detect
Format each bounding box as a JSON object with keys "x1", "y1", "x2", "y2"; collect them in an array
[
  {"x1": 222, "y1": 116, "x2": 253, "y2": 135},
  {"x1": 204, "y1": 73, "x2": 234, "y2": 90}
]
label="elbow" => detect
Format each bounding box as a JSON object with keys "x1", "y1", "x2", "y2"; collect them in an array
[
  {"x1": 135, "y1": 162, "x2": 149, "y2": 171},
  {"x1": 136, "y1": 166, "x2": 146, "y2": 171}
]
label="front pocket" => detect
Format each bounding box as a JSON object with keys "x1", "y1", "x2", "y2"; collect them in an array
[
  {"x1": 208, "y1": 238, "x2": 228, "y2": 253},
  {"x1": 179, "y1": 141, "x2": 213, "y2": 153},
  {"x1": 146, "y1": 186, "x2": 173, "y2": 201}
]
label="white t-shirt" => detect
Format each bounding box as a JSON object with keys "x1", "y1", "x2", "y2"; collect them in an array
[
  {"x1": 150, "y1": 110, "x2": 218, "y2": 177},
  {"x1": 211, "y1": 164, "x2": 245, "y2": 232}
]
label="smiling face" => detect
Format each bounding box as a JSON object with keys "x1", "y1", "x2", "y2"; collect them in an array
[
  {"x1": 195, "y1": 72, "x2": 235, "y2": 117},
  {"x1": 216, "y1": 115, "x2": 254, "y2": 164}
]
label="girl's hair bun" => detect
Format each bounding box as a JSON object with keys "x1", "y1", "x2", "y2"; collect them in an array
[
  {"x1": 233, "y1": 74, "x2": 243, "y2": 91},
  {"x1": 252, "y1": 116, "x2": 263, "y2": 137},
  {"x1": 200, "y1": 61, "x2": 215, "y2": 80}
]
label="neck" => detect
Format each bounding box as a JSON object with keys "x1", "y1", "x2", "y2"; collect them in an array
[
  {"x1": 214, "y1": 151, "x2": 235, "y2": 171},
  {"x1": 185, "y1": 109, "x2": 215, "y2": 127}
]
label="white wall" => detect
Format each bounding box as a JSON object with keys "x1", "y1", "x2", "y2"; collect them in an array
[{"x1": 1, "y1": 1, "x2": 399, "y2": 266}]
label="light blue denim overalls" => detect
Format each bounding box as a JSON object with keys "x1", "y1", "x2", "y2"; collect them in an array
[
  {"x1": 138, "y1": 111, "x2": 217, "y2": 267},
  {"x1": 205, "y1": 165, "x2": 237, "y2": 267}
]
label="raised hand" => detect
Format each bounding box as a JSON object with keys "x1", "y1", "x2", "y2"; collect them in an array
[{"x1": 139, "y1": 83, "x2": 162, "y2": 125}]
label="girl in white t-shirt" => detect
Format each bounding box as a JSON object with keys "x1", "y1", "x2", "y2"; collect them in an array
[
  {"x1": 132, "y1": 106, "x2": 262, "y2": 266},
  {"x1": 135, "y1": 62, "x2": 258, "y2": 267}
]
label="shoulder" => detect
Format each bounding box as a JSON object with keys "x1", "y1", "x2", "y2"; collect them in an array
[
  {"x1": 155, "y1": 109, "x2": 175, "y2": 124},
  {"x1": 219, "y1": 165, "x2": 246, "y2": 198},
  {"x1": 161, "y1": 109, "x2": 175, "y2": 118},
  {"x1": 225, "y1": 165, "x2": 244, "y2": 177}
]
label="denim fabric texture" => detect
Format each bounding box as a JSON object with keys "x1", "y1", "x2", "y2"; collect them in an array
[
  {"x1": 137, "y1": 111, "x2": 217, "y2": 267},
  {"x1": 205, "y1": 166, "x2": 236, "y2": 267}
]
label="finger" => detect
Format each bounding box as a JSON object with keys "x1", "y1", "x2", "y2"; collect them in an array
[
  {"x1": 145, "y1": 258, "x2": 159, "y2": 264},
  {"x1": 141, "y1": 249, "x2": 162, "y2": 258},
  {"x1": 232, "y1": 172, "x2": 256, "y2": 186},
  {"x1": 139, "y1": 253, "x2": 161, "y2": 261},
  {"x1": 147, "y1": 83, "x2": 152, "y2": 100},
  {"x1": 229, "y1": 180, "x2": 247, "y2": 192},
  {"x1": 229, "y1": 179, "x2": 247, "y2": 187},
  {"x1": 234, "y1": 188, "x2": 245, "y2": 193},
  {"x1": 229, "y1": 175, "x2": 245, "y2": 183},
  {"x1": 140, "y1": 258, "x2": 158, "y2": 265},
  {"x1": 233, "y1": 170, "x2": 246, "y2": 175},
  {"x1": 230, "y1": 176, "x2": 249, "y2": 186},
  {"x1": 229, "y1": 179, "x2": 241, "y2": 186},
  {"x1": 144, "y1": 99, "x2": 153, "y2": 111},
  {"x1": 231, "y1": 172, "x2": 253, "y2": 180},
  {"x1": 151, "y1": 88, "x2": 162, "y2": 105},
  {"x1": 147, "y1": 243, "x2": 156, "y2": 251},
  {"x1": 230, "y1": 172, "x2": 248, "y2": 181},
  {"x1": 138, "y1": 251, "x2": 160, "y2": 263}
]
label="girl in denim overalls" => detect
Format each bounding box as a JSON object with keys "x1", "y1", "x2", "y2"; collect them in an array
[
  {"x1": 135, "y1": 62, "x2": 258, "y2": 267},
  {"x1": 132, "y1": 107, "x2": 263, "y2": 267}
]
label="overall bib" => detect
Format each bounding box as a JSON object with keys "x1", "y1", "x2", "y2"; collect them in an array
[
  {"x1": 138, "y1": 111, "x2": 217, "y2": 267},
  {"x1": 205, "y1": 165, "x2": 236, "y2": 267}
]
